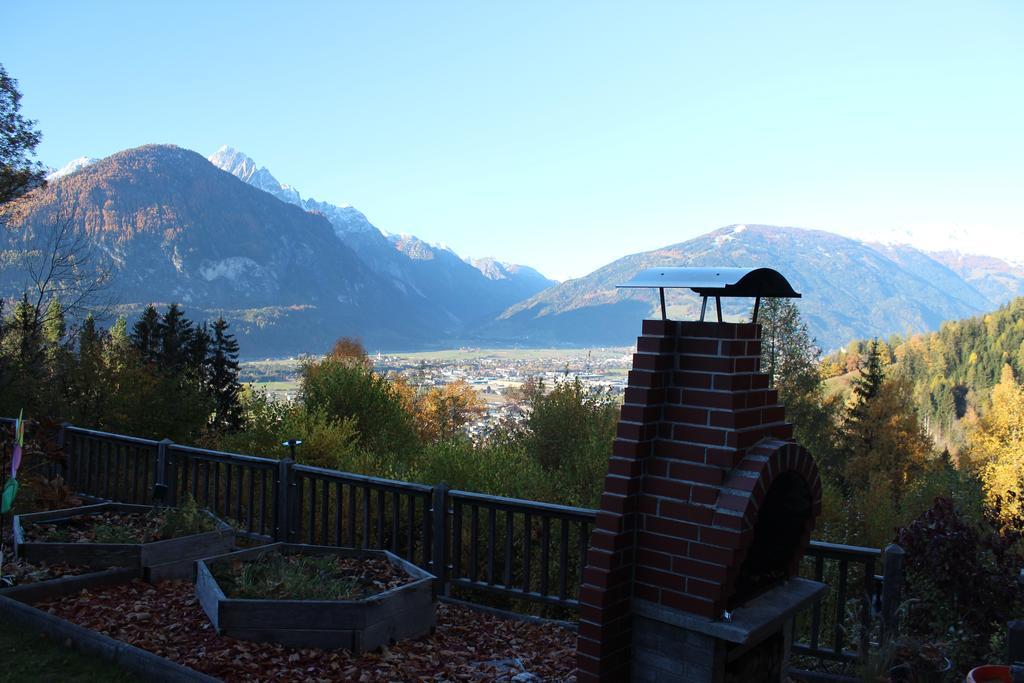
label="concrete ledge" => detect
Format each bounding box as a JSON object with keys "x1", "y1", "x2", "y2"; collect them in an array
[
  {"x1": 0, "y1": 594, "x2": 218, "y2": 682},
  {"x1": 632, "y1": 577, "x2": 826, "y2": 645}
]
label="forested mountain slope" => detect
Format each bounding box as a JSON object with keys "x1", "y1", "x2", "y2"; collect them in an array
[
  {"x1": 825, "y1": 296, "x2": 1024, "y2": 450},
  {"x1": 0, "y1": 145, "x2": 439, "y2": 355}
]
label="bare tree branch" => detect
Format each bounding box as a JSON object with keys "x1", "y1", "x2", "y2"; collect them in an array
[{"x1": 2, "y1": 193, "x2": 114, "y2": 337}]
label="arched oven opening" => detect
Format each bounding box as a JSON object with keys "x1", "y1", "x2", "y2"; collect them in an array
[{"x1": 728, "y1": 470, "x2": 814, "y2": 610}]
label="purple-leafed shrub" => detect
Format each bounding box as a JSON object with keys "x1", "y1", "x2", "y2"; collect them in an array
[{"x1": 895, "y1": 496, "x2": 1024, "y2": 673}]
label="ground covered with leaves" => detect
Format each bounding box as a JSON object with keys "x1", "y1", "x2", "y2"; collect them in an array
[
  {"x1": 212, "y1": 552, "x2": 412, "y2": 601},
  {"x1": 1, "y1": 555, "x2": 88, "y2": 585},
  {"x1": 39, "y1": 579, "x2": 577, "y2": 682},
  {"x1": 24, "y1": 500, "x2": 216, "y2": 545}
]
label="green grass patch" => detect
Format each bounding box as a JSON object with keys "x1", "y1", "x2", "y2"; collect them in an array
[
  {"x1": 824, "y1": 369, "x2": 857, "y2": 399},
  {"x1": 0, "y1": 621, "x2": 139, "y2": 682},
  {"x1": 212, "y1": 552, "x2": 409, "y2": 601}
]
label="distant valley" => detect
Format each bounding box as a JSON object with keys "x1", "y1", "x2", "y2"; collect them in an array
[{"x1": 3, "y1": 145, "x2": 1022, "y2": 356}]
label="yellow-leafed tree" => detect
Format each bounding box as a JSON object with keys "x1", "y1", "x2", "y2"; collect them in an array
[
  {"x1": 841, "y1": 340, "x2": 934, "y2": 506},
  {"x1": 970, "y1": 364, "x2": 1024, "y2": 521},
  {"x1": 842, "y1": 374, "x2": 934, "y2": 505},
  {"x1": 413, "y1": 380, "x2": 485, "y2": 443}
]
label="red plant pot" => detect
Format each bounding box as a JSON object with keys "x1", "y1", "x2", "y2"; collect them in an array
[{"x1": 966, "y1": 665, "x2": 1012, "y2": 683}]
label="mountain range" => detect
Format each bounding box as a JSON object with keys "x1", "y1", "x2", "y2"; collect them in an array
[
  {"x1": 205, "y1": 145, "x2": 554, "y2": 327},
  {"x1": 8, "y1": 145, "x2": 427, "y2": 354},
  {"x1": 3, "y1": 144, "x2": 1022, "y2": 356},
  {"x1": 5, "y1": 145, "x2": 554, "y2": 355},
  {"x1": 485, "y1": 224, "x2": 1023, "y2": 350}
]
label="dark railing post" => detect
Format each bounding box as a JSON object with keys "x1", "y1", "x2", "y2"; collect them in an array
[
  {"x1": 431, "y1": 483, "x2": 450, "y2": 597},
  {"x1": 880, "y1": 543, "x2": 905, "y2": 644},
  {"x1": 859, "y1": 556, "x2": 875, "y2": 660},
  {"x1": 275, "y1": 458, "x2": 294, "y2": 542},
  {"x1": 56, "y1": 422, "x2": 69, "y2": 481},
  {"x1": 156, "y1": 439, "x2": 174, "y2": 505},
  {"x1": 1008, "y1": 620, "x2": 1024, "y2": 664}
]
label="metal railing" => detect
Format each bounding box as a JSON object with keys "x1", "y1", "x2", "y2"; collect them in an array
[{"x1": 3, "y1": 419, "x2": 899, "y2": 671}]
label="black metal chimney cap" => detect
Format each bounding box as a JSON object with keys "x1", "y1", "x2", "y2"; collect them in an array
[{"x1": 617, "y1": 267, "x2": 801, "y2": 299}]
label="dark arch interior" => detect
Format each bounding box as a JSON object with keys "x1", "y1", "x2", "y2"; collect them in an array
[{"x1": 727, "y1": 470, "x2": 813, "y2": 609}]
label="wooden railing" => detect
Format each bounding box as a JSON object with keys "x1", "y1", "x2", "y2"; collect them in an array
[
  {"x1": 167, "y1": 443, "x2": 281, "y2": 540},
  {"x1": 446, "y1": 489, "x2": 594, "y2": 609},
  {"x1": 4, "y1": 419, "x2": 902, "y2": 671},
  {"x1": 796, "y1": 541, "x2": 883, "y2": 664},
  {"x1": 63, "y1": 428, "x2": 160, "y2": 505},
  {"x1": 287, "y1": 463, "x2": 435, "y2": 568}
]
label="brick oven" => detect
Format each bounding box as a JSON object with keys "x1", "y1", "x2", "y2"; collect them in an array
[{"x1": 576, "y1": 268, "x2": 825, "y2": 683}]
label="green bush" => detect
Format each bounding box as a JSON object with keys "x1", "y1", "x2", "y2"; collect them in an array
[
  {"x1": 218, "y1": 388, "x2": 361, "y2": 469},
  {"x1": 518, "y1": 378, "x2": 618, "y2": 507},
  {"x1": 411, "y1": 438, "x2": 553, "y2": 501},
  {"x1": 300, "y1": 356, "x2": 419, "y2": 460},
  {"x1": 221, "y1": 372, "x2": 619, "y2": 509},
  {"x1": 157, "y1": 493, "x2": 217, "y2": 539}
]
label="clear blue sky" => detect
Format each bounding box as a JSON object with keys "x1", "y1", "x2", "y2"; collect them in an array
[{"x1": 6, "y1": 1, "x2": 1023, "y2": 280}]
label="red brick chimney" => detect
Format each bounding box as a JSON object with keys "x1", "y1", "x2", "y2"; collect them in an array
[{"x1": 576, "y1": 319, "x2": 822, "y2": 682}]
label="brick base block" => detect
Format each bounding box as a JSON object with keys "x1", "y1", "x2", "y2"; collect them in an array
[{"x1": 632, "y1": 614, "x2": 725, "y2": 683}]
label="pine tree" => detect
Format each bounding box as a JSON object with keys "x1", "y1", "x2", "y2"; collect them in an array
[
  {"x1": 158, "y1": 303, "x2": 193, "y2": 370},
  {"x1": 131, "y1": 305, "x2": 161, "y2": 361},
  {"x1": 852, "y1": 339, "x2": 885, "y2": 404},
  {"x1": 840, "y1": 338, "x2": 934, "y2": 511},
  {"x1": 189, "y1": 321, "x2": 211, "y2": 384},
  {"x1": 208, "y1": 317, "x2": 243, "y2": 432},
  {"x1": 41, "y1": 297, "x2": 67, "y2": 378},
  {"x1": 0, "y1": 294, "x2": 44, "y2": 414},
  {"x1": 79, "y1": 314, "x2": 100, "y2": 360},
  {"x1": 759, "y1": 297, "x2": 839, "y2": 474},
  {"x1": 10, "y1": 294, "x2": 43, "y2": 377},
  {"x1": 105, "y1": 316, "x2": 130, "y2": 370},
  {"x1": 843, "y1": 340, "x2": 887, "y2": 468},
  {"x1": 108, "y1": 316, "x2": 128, "y2": 346},
  {"x1": 72, "y1": 314, "x2": 106, "y2": 425},
  {"x1": 42, "y1": 297, "x2": 65, "y2": 347}
]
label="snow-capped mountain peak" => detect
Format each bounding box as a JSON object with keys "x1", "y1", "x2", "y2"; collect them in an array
[
  {"x1": 205, "y1": 144, "x2": 554, "y2": 315},
  {"x1": 207, "y1": 146, "x2": 256, "y2": 180},
  {"x1": 206, "y1": 146, "x2": 372, "y2": 232},
  {"x1": 469, "y1": 257, "x2": 554, "y2": 284},
  {"x1": 469, "y1": 257, "x2": 513, "y2": 280},
  {"x1": 850, "y1": 223, "x2": 1024, "y2": 268},
  {"x1": 46, "y1": 156, "x2": 97, "y2": 180},
  {"x1": 208, "y1": 146, "x2": 300, "y2": 205}
]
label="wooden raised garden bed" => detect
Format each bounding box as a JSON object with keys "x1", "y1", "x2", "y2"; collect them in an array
[
  {"x1": 196, "y1": 543, "x2": 436, "y2": 653},
  {"x1": 0, "y1": 563, "x2": 138, "y2": 604},
  {"x1": 13, "y1": 501, "x2": 234, "y2": 580}
]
